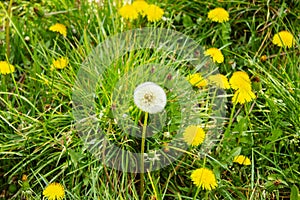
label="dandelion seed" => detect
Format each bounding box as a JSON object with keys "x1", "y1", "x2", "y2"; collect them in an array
[
  {"x1": 0, "y1": 61, "x2": 15, "y2": 75},
  {"x1": 208, "y1": 74, "x2": 230, "y2": 89},
  {"x1": 133, "y1": 82, "x2": 167, "y2": 114},
  {"x1": 52, "y1": 57, "x2": 68, "y2": 70},
  {"x1": 272, "y1": 31, "x2": 294, "y2": 48},
  {"x1": 132, "y1": 0, "x2": 149, "y2": 16},
  {"x1": 145, "y1": 4, "x2": 164, "y2": 22},
  {"x1": 43, "y1": 182, "x2": 65, "y2": 200},
  {"x1": 24, "y1": 36, "x2": 30, "y2": 42},
  {"x1": 183, "y1": 125, "x2": 206, "y2": 146},
  {"x1": 119, "y1": 4, "x2": 139, "y2": 20},
  {"x1": 164, "y1": 132, "x2": 171, "y2": 138},
  {"x1": 204, "y1": 48, "x2": 224, "y2": 63},
  {"x1": 233, "y1": 155, "x2": 251, "y2": 165},
  {"x1": 49, "y1": 23, "x2": 67, "y2": 37},
  {"x1": 208, "y1": 7, "x2": 229, "y2": 23},
  {"x1": 187, "y1": 73, "x2": 208, "y2": 88},
  {"x1": 191, "y1": 168, "x2": 218, "y2": 190},
  {"x1": 144, "y1": 150, "x2": 161, "y2": 162}
]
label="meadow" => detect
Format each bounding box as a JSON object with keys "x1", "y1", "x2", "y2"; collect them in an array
[{"x1": 0, "y1": 0, "x2": 299, "y2": 199}]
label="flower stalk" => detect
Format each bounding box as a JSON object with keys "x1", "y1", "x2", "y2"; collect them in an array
[
  {"x1": 5, "y1": 0, "x2": 13, "y2": 58},
  {"x1": 140, "y1": 112, "x2": 148, "y2": 199}
]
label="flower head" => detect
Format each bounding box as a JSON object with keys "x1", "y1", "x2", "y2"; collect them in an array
[
  {"x1": 132, "y1": 0, "x2": 149, "y2": 16},
  {"x1": 119, "y1": 4, "x2": 139, "y2": 20},
  {"x1": 183, "y1": 125, "x2": 205, "y2": 146},
  {"x1": 187, "y1": 73, "x2": 208, "y2": 88},
  {"x1": 191, "y1": 168, "x2": 218, "y2": 190},
  {"x1": 145, "y1": 4, "x2": 164, "y2": 22},
  {"x1": 233, "y1": 155, "x2": 251, "y2": 165},
  {"x1": 204, "y1": 48, "x2": 224, "y2": 63},
  {"x1": 208, "y1": 74, "x2": 230, "y2": 89},
  {"x1": 43, "y1": 182, "x2": 65, "y2": 200},
  {"x1": 49, "y1": 23, "x2": 67, "y2": 37},
  {"x1": 52, "y1": 57, "x2": 68, "y2": 70},
  {"x1": 232, "y1": 89, "x2": 255, "y2": 104},
  {"x1": 272, "y1": 31, "x2": 294, "y2": 48},
  {"x1": 230, "y1": 71, "x2": 255, "y2": 104},
  {"x1": 133, "y1": 82, "x2": 167, "y2": 114},
  {"x1": 208, "y1": 7, "x2": 229, "y2": 23},
  {"x1": 229, "y1": 71, "x2": 251, "y2": 91},
  {"x1": 0, "y1": 61, "x2": 15, "y2": 75}
]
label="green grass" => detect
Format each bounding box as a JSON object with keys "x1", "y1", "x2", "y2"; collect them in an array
[{"x1": 0, "y1": 0, "x2": 299, "y2": 199}]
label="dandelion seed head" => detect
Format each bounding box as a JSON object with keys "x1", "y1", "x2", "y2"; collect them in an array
[{"x1": 133, "y1": 82, "x2": 167, "y2": 114}]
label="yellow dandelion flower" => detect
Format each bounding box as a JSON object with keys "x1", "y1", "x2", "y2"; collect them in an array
[
  {"x1": 43, "y1": 182, "x2": 65, "y2": 200},
  {"x1": 191, "y1": 168, "x2": 218, "y2": 190},
  {"x1": 187, "y1": 73, "x2": 208, "y2": 88},
  {"x1": 132, "y1": 0, "x2": 149, "y2": 16},
  {"x1": 183, "y1": 125, "x2": 206, "y2": 146},
  {"x1": 145, "y1": 4, "x2": 164, "y2": 22},
  {"x1": 49, "y1": 23, "x2": 67, "y2": 37},
  {"x1": 52, "y1": 57, "x2": 68, "y2": 70},
  {"x1": 208, "y1": 7, "x2": 229, "y2": 23},
  {"x1": 233, "y1": 155, "x2": 251, "y2": 165},
  {"x1": 119, "y1": 4, "x2": 139, "y2": 20},
  {"x1": 0, "y1": 61, "x2": 15, "y2": 75},
  {"x1": 232, "y1": 89, "x2": 255, "y2": 104},
  {"x1": 208, "y1": 74, "x2": 230, "y2": 89},
  {"x1": 204, "y1": 48, "x2": 224, "y2": 63},
  {"x1": 272, "y1": 31, "x2": 295, "y2": 48},
  {"x1": 229, "y1": 71, "x2": 252, "y2": 91}
]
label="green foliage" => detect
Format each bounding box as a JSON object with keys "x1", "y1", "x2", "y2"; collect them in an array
[{"x1": 0, "y1": 0, "x2": 299, "y2": 199}]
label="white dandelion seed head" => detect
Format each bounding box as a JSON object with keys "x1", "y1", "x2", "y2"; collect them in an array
[{"x1": 133, "y1": 82, "x2": 167, "y2": 114}]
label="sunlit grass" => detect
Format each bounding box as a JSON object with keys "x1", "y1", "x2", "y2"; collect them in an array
[{"x1": 0, "y1": 0, "x2": 299, "y2": 199}]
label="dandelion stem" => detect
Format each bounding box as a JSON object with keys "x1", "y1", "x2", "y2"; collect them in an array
[
  {"x1": 140, "y1": 112, "x2": 148, "y2": 199},
  {"x1": 193, "y1": 186, "x2": 201, "y2": 200},
  {"x1": 5, "y1": 0, "x2": 13, "y2": 58},
  {"x1": 44, "y1": 9, "x2": 77, "y2": 17},
  {"x1": 202, "y1": 156, "x2": 207, "y2": 167},
  {"x1": 224, "y1": 103, "x2": 236, "y2": 137},
  {"x1": 204, "y1": 190, "x2": 209, "y2": 200},
  {"x1": 2, "y1": 75, "x2": 7, "y2": 100}
]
